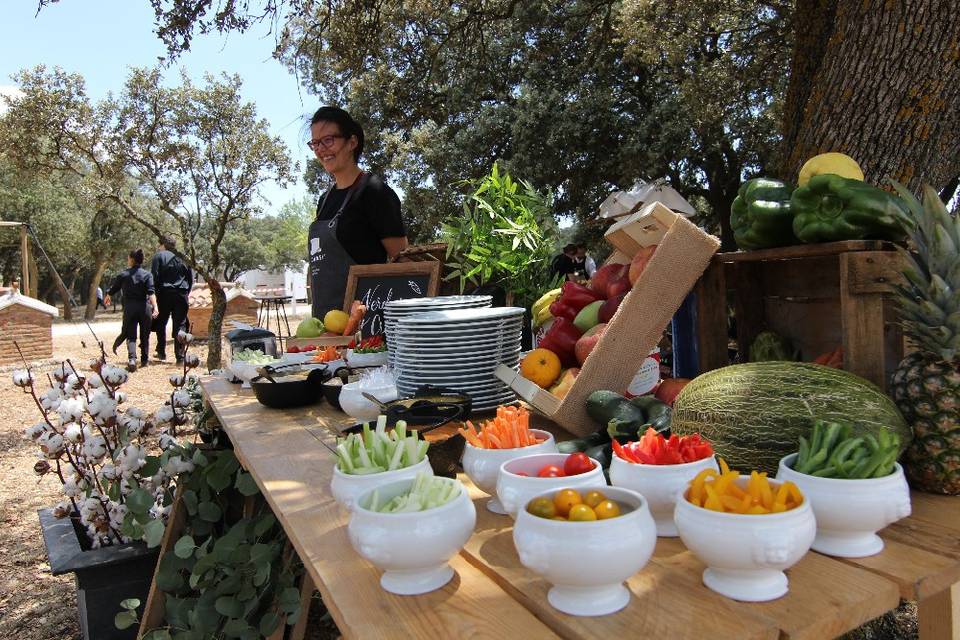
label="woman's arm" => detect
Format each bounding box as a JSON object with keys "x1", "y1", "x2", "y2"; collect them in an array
[
  {"x1": 382, "y1": 236, "x2": 408, "y2": 261},
  {"x1": 149, "y1": 293, "x2": 159, "y2": 318}
]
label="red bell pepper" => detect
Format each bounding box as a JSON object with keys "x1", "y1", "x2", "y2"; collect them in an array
[
  {"x1": 537, "y1": 317, "x2": 582, "y2": 366},
  {"x1": 556, "y1": 281, "x2": 601, "y2": 313},
  {"x1": 613, "y1": 427, "x2": 714, "y2": 465},
  {"x1": 548, "y1": 299, "x2": 579, "y2": 321}
]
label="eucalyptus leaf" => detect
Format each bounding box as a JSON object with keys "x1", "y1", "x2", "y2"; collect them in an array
[
  {"x1": 119, "y1": 598, "x2": 141, "y2": 610},
  {"x1": 126, "y1": 488, "x2": 155, "y2": 514},
  {"x1": 143, "y1": 519, "x2": 165, "y2": 547},
  {"x1": 215, "y1": 595, "x2": 244, "y2": 618},
  {"x1": 259, "y1": 611, "x2": 281, "y2": 636},
  {"x1": 253, "y1": 514, "x2": 276, "y2": 537},
  {"x1": 114, "y1": 611, "x2": 138, "y2": 630},
  {"x1": 235, "y1": 472, "x2": 259, "y2": 496},
  {"x1": 207, "y1": 470, "x2": 231, "y2": 492},
  {"x1": 198, "y1": 501, "x2": 222, "y2": 522},
  {"x1": 174, "y1": 535, "x2": 196, "y2": 559}
]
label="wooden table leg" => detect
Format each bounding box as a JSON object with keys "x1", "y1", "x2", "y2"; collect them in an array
[{"x1": 919, "y1": 582, "x2": 960, "y2": 640}]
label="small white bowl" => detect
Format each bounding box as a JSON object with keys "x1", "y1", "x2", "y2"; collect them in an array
[
  {"x1": 330, "y1": 457, "x2": 434, "y2": 511},
  {"x1": 280, "y1": 351, "x2": 315, "y2": 365},
  {"x1": 513, "y1": 486, "x2": 656, "y2": 616},
  {"x1": 460, "y1": 430, "x2": 557, "y2": 514},
  {"x1": 347, "y1": 476, "x2": 476, "y2": 595},
  {"x1": 776, "y1": 453, "x2": 911, "y2": 558},
  {"x1": 338, "y1": 382, "x2": 398, "y2": 422},
  {"x1": 674, "y1": 477, "x2": 816, "y2": 602},
  {"x1": 497, "y1": 453, "x2": 608, "y2": 520},
  {"x1": 346, "y1": 350, "x2": 389, "y2": 368},
  {"x1": 610, "y1": 454, "x2": 719, "y2": 537}
]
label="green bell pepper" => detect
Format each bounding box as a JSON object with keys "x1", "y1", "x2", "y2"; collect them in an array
[
  {"x1": 791, "y1": 174, "x2": 907, "y2": 243},
  {"x1": 730, "y1": 178, "x2": 797, "y2": 250}
]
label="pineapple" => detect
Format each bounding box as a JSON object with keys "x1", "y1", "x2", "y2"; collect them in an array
[{"x1": 889, "y1": 183, "x2": 960, "y2": 494}]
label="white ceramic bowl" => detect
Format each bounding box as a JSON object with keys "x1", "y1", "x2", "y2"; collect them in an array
[
  {"x1": 347, "y1": 476, "x2": 476, "y2": 595},
  {"x1": 346, "y1": 350, "x2": 389, "y2": 368},
  {"x1": 674, "y1": 477, "x2": 816, "y2": 602},
  {"x1": 280, "y1": 351, "x2": 314, "y2": 365},
  {"x1": 338, "y1": 382, "x2": 398, "y2": 422},
  {"x1": 330, "y1": 457, "x2": 434, "y2": 511},
  {"x1": 513, "y1": 486, "x2": 657, "y2": 616},
  {"x1": 776, "y1": 453, "x2": 911, "y2": 558},
  {"x1": 460, "y1": 429, "x2": 557, "y2": 514},
  {"x1": 497, "y1": 453, "x2": 608, "y2": 520},
  {"x1": 609, "y1": 454, "x2": 719, "y2": 537}
]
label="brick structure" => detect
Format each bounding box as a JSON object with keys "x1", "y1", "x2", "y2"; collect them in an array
[
  {"x1": 0, "y1": 292, "x2": 57, "y2": 364},
  {"x1": 187, "y1": 284, "x2": 259, "y2": 339}
]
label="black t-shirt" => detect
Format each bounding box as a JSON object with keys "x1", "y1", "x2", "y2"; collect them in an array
[
  {"x1": 107, "y1": 267, "x2": 155, "y2": 301},
  {"x1": 315, "y1": 174, "x2": 405, "y2": 264}
]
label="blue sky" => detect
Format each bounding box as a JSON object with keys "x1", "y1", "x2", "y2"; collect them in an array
[{"x1": 1, "y1": 0, "x2": 314, "y2": 211}]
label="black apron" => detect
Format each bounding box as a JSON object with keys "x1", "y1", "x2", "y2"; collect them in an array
[{"x1": 309, "y1": 173, "x2": 370, "y2": 319}]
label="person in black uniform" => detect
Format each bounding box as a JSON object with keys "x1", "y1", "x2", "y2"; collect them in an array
[
  {"x1": 307, "y1": 107, "x2": 407, "y2": 319},
  {"x1": 151, "y1": 237, "x2": 193, "y2": 363},
  {"x1": 104, "y1": 249, "x2": 159, "y2": 372}
]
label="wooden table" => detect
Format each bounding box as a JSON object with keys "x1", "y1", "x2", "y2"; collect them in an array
[{"x1": 201, "y1": 377, "x2": 960, "y2": 639}]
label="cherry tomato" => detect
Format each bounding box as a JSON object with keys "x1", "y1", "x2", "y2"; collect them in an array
[
  {"x1": 537, "y1": 464, "x2": 564, "y2": 478},
  {"x1": 582, "y1": 490, "x2": 607, "y2": 508},
  {"x1": 526, "y1": 497, "x2": 557, "y2": 519},
  {"x1": 594, "y1": 500, "x2": 622, "y2": 520},
  {"x1": 553, "y1": 489, "x2": 582, "y2": 517},
  {"x1": 563, "y1": 452, "x2": 594, "y2": 476},
  {"x1": 567, "y1": 504, "x2": 598, "y2": 521},
  {"x1": 552, "y1": 516, "x2": 567, "y2": 521},
  {"x1": 515, "y1": 471, "x2": 529, "y2": 477}
]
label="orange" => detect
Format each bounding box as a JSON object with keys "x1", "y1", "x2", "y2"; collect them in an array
[{"x1": 520, "y1": 348, "x2": 562, "y2": 388}]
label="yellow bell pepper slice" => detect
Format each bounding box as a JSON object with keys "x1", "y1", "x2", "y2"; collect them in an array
[
  {"x1": 771, "y1": 501, "x2": 787, "y2": 513},
  {"x1": 784, "y1": 481, "x2": 803, "y2": 505},
  {"x1": 714, "y1": 471, "x2": 741, "y2": 496},
  {"x1": 774, "y1": 483, "x2": 789, "y2": 507},
  {"x1": 746, "y1": 505, "x2": 769, "y2": 515},
  {"x1": 704, "y1": 485, "x2": 724, "y2": 512},
  {"x1": 721, "y1": 495, "x2": 745, "y2": 512},
  {"x1": 759, "y1": 477, "x2": 774, "y2": 509},
  {"x1": 738, "y1": 493, "x2": 753, "y2": 513},
  {"x1": 719, "y1": 457, "x2": 730, "y2": 475}
]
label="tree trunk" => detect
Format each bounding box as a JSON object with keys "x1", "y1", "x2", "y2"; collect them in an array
[
  {"x1": 781, "y1": 0, "x2": 960, "y2": 191},
  {"x1": 206, "y1": 280, "x2": 227, "y2": 370},
  {"x1": 84, "y1": 258, "x2": 109, "y2": 321},
  {"x1": 29, "y1": 253, "x2": 40, "y2": 299},
  {"x1": 55, "y1": 271, "x2": 76, "y2": 321}
]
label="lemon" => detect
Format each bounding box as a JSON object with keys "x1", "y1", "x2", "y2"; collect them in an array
[
  {"x1": 798, "y1": 152, "x2": 864, "y2": 187},
  {"x1": 323, "y1": 309, "x2": 350, "y2": 334}
]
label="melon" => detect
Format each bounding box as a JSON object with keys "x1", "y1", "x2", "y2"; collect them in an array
[{"x1": 671, "y1": 363, "x2": 911, "y2": 474}]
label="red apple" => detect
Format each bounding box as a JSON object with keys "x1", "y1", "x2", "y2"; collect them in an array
[
  {"x1": 628, "y1": 245, "x2": 658, "y2": 285},
  {"x1": 654, "y1": 377, "x2": 691, "y2": 407},
  {"x1": 574, "y1": 323, "x2": 607, "y2": 364},
  {"x1": 606, "y1": 276, "x2": 632, "y2": 299},
  {"x1": 589, "y1": 263, "x2": 628, "y2": 298},
  {"x1": 597, "y1": 292, "x2": 626, "y2": 324}
]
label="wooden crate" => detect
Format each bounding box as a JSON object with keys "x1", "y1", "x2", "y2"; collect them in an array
[
  {"x1": 692, "y1": 240, "x2": 906, "y2": 390},
  {"x1": 497, "y1": 203, "x2": 720, "y2": 436}
]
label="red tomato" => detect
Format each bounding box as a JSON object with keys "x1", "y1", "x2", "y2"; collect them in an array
[
  {"x1": 563, "y1": 453, "x2": 594, "y2": 476},
  {"x1": 288, "y1": 346, "x2": 300, "y2": 353},
  {"x1": 537, "y1": 465, "x2": 564, "y2": 478},
  {"x1": 515, "y1": 471, "x2": 529, "y2": 477}
]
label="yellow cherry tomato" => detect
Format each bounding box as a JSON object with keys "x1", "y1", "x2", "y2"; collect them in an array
[
  {"x1": 553, "y1": 489, "x2": 583, "y2": 517},
  {"x1": 552, "y1": 516, "x2": 567, "y2": 521},
  {"x1": 527, "y1": 497, "x2": 557, "y2": 519},
  {"x1": 567, "y1": 504, "x2": 598, "y2": 521},
  {"x1": 582, "y1": 490, "x2": 607, "y2": 508},
  {"x1": 594, "y1": 499, "x2": 621, "y2": 520}
]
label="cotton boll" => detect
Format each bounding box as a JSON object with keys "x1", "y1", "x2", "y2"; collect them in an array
[
  {"x1": 172, "y1": 390, "x2": 192, "y2": 408},
  {"x1": 125, "y1": 407, "x2": 145, "y2": 419},
  {"x1": 39, "y1": 388, "x2": 63, "y2": 411},
  {"x1": 63, "y1": 478, "x2": 81, "y2": 498},
  {"x1": 158, "y1": 434, "x2": 178, "y2": 450},
  {"x1": 114, "y1": 391, "x2": 127, "y2": 405},
  {"x1": 87, "y1": 392, "x2": 118, "y2": 421},
  {"x1": 184, "y1": 354, "x2": 200, "y2": 368},
  {"x1": 100, "y1": 365, "x2": 128, "y2": 386},
  {"x1": 81, "y1": 436, "x2": 107, "y2": 463},
  {"x1": 63, "y1": 422, "x2": 82, "y2": 443},
  {"x1": 100, "y1": 463, "x2": 120, "y2": 481},
  {"x1": 57, "y1": 397, "x2": 86, "y2": 423},
  {"x1": 154, "y1": 406, "x2": 175, "y2": 424},
  {"x1": 118, "y1": 444, "x2": 146, "y2": 473},
  {"x1": 24, "y1": 422, "x2": 48, "y2": 441},
  {"x1": 169, "y1": 374, "x2": 185, "y2": 387},
  {"x1": 12, "y1": 369, "x2": 33, "y2": 387},
  {"x1": 39, "y1": 432, "x2": 65, "y2": 458}
]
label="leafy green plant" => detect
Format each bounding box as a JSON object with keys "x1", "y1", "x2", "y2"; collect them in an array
[
  {"x1": 118, "y1": 447, "x2": 303, "y2": 639},
  {"x1": 441, "y1": 162, "x2": 560, "y2": 309}
]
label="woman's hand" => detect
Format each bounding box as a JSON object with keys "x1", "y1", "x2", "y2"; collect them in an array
[{"x1": 104, "y1": 295, "x2": 112, "y2": 307}]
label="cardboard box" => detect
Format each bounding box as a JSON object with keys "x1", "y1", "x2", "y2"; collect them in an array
[{"x1": 496, "y1": 202, "x2": 720, "y2": 436}]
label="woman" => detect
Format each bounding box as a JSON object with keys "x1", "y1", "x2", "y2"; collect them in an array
[
  {"x1": 104, "y1": 249, "x2": 159, "y2": 372},
  {"x1": 307, "y1": 107, "x2": 408, "y2": 319}
]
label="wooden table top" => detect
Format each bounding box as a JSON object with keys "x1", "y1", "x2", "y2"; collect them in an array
[{"x1": 201, "y1": 377, "x2": 960, "y2": 640}]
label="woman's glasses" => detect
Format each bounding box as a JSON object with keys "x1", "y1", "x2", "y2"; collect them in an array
[{"x1": 307, "y1": 134, "x2": 345, "y2": 151}]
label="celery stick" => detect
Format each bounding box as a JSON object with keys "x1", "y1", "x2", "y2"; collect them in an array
[
  {"x1": 375, "y1": 414, "x2": 387, "y2": 436},
  {"x1": 416, "y1": 440, "x2": 429, "y2": 462},
  {"x1": 336, "y1": 443, "x2": 354, "y2": 473},
  {"x1": 388, "y1": 440, "x2": 405, "y2": 471},
  {"x1": 350, "y1": 465, "x2": 386, "y2": 475},
  {"x1": 404, "y1": 437, "x2": 416, "y2": 467},
  {"x1": 368, "y1": 489, "x2": 379, "y2": 512},
  {"x1": 395, "y1": 420, "x2": 407, "y2": 441},
  {"x1": 356, "y1": 439, "x2": 372, "y2": 469},
  {"x1": 362, "y1": 423, "x2": 373, "y2": 450}
]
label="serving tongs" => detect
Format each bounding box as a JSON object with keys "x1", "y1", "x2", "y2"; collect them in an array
[
  {"x1": 344, "y1": 394, "x2": 468, "y2": 436},
  {"x1": 253, "y1": 362, "x2": 329, "y2": 384}
]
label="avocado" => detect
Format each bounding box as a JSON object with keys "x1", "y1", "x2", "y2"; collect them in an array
[{"x1": 586, "y1": 390, "x2": 645, "y2": 430}]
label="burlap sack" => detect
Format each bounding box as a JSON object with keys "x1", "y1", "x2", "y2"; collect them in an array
[{"x1": 548, "y1": 212, "x2": 720, "y2": 436}]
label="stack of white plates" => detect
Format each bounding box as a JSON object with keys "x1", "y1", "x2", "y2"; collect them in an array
[
  {"x1": 392, "y1": 307, "x2": 524, "y2": 412},
  {"x1": 384, "y1": 295, "x2": 492, "y2": 367}
]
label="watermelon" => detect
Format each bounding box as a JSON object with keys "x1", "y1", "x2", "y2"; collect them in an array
[{"x1": 670, "y1": 363, "x2": 911, "y2": 474}]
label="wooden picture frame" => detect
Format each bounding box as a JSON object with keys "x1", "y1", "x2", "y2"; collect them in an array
[{"x1": 342, "y1": 262, "x2": 441, "y2": 311}]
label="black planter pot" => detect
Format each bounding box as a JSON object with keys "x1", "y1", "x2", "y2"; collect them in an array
[{"x1": 38, "y1": 509, "x2": 159, "y2": 640}]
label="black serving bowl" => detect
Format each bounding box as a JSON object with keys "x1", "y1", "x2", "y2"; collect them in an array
[
  {"x1": 321, "y1": 377, "x2": 344, "y2": 411},
  {"x1": 251, "y1": 368, "x2": 327, "y2": 409}
]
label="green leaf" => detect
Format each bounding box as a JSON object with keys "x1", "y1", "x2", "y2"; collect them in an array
[
  {"x1": 250, "y1": 542, "x2": 274, "y2": 565},
  {"x1": 198, "y1": 501, "x2": 222, "y2": 522},
  {"x1": 215, "y1": 595, "x2": 243, "y2": 618},
  {"x1": 126, "y1": 488, "x2": 155, "y2": 514},
  {"x1": 119, "y1": 598, "x2": 141, "y2": 611},
  {"x1": 259, "y1": 611, "x2": 281, "y2": 636},
  {"x1": 253, "y1": 562, "x2": 270, "y2": 586},
  {"x1": 221, "y1": 618, "x2": 250, "y2": 637},
  {"x1": 253, "y1": 514, "x2": 276, "y2": 537},
  {"x1": 114, "y1": 611, "x2": 138, "y2": 630},
  {"x1": 144, "y1": 630, "x2": 172, "y2": 640},
  {"x1": 174, "y1": 535, "x2": 196, "y2": 559},
  {"x1": 141, "y1": 455, "x2": 161, "y2": 477},
  {"x1": 143, "y1": 519, "x2": 165, "y2": 547},
  {"x1": 191, "y1": 449, "x2": 207, "y2": 466},
  {"x1": 182, "y1": 489, "x2": 199, "y2": 515},
  {"x1": 207, "y1": 469, "x2": 231, "y2": 492},
  {"x1": 235, "y1": 472, "x2": 259, "y2": 496}
]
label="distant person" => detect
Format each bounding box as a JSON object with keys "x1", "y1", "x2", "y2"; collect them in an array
[
  {"x1": 95, "y1": 286, "x2": 107, "y2": 310},
  {"x1": 151, "y1": 237, "x2": 193, "y2": 363},
  {"x1": 550, "y1": 244, "x2": 578, "y2": 280},
  {"x1": 104, "y1": 249, "x2": 159, "y2": 372},
  {"x1": 577, "y1": 245, "x2": 597, "y2": 278}
]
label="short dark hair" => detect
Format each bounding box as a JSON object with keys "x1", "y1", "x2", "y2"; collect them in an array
[
  {"x1": 563, "y1": 243, "x2": 577, "y2": 254},
  {"x1": 129, "y1": 249, "x2": 145, "y2": 266},
  {"x1": 310, "y1": 106, "x2": 364, "y2": 162},
  {"x1": 161, "y1": 237, "x2": 176, "y2": 250}
]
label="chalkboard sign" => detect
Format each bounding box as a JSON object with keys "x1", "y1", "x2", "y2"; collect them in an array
[{"x1": 343, "y1": 262, "x2": 441, "y2": 337}]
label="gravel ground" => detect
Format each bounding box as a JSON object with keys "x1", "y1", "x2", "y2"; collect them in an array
[{"x1": 0, "y1": 322, "x2": 916, "y2": 639}]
